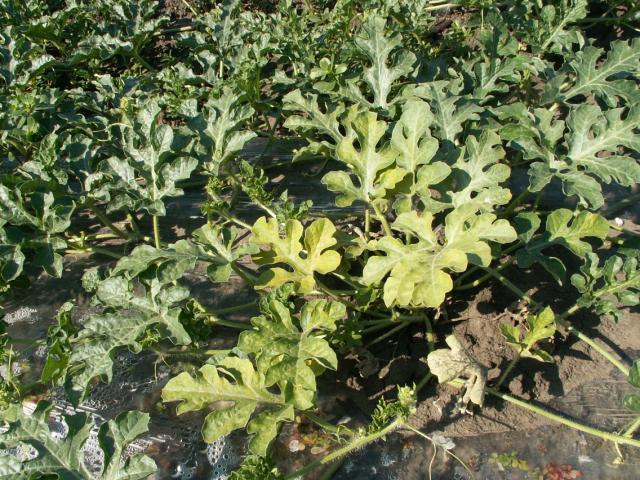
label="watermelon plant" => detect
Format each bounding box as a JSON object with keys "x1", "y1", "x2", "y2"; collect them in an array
[{"x1": 1, "y1": 0, "x2": 640, "y2": 478}]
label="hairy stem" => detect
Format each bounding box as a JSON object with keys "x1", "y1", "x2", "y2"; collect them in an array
[
  {"x1": 602, "y1": 193, "x2": 640, "y2": 217},
  {"x1": 205, "y1": 301, "x2": 258, "y2": 315},
  {"x1": 501, "y1": 188, "x2": 530, "y2": 217},
  {"x1": 370, "y1": 202, "x2": 392, "y2": 237},
  {"x1": 284, "y1": 418, "x2": 402, "y2": 479},
  {"x1": 494, "y1": 354, "x2": 521, "y2": 389},
  {"x1": 487, "y1": 387, "x2": 640, "y2": 448},
  {"x1": 152, "y1": 215, "x2": 161, "y2": 249},
  {"x1": 231, "y1": 262, "x2": 258, "y2": 286},
  {"x1": 88, "y1": 202, "x2": 130, "y2": 240},
  {"x1": 205, "y1": 315, "x2": 250, "y2": 330},
  {"x1": 555, "y1": 315, "x2": 629, "y2": 377},
  {"x1": 364, "y1": 322, "x2": 409, "y2": 348},
  {"x1": 304, "y1": 411, "x2": 355, "y2": 437},
  {"x1": 456, "y1": 256, "x2": 515, "y2": 291},
  {"x1": 66, "y1": 246, "x2": 123, "y2": 259},
  {"x1": 484, "y1": 267, "x2": 630, "y2": 377}
]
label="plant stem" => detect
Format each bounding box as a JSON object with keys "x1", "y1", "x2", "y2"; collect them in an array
[
  {"x1": 555, "y1": 316, "x2": 629, "y2": 377},
  {"x1": 152, "y1": 216, "x2": 161, "y2": 249},
  {"x1": 318, "y1": 460, "x2": 345, "y2": 480},
  {"x1": 127, "y1": 212, "x2": 144, "y2": 239},
  {"x1": 66, "y1": 246, "x2": 123, "y2": 259},
  {"x1": 456, "y1": 256, "x2": 515, "y2": 291},
  {"x1": 483, "y1": 266, "x2": 535, "y2": 304},
  {"x1": 502, "y1": 188, "x2": 530, "y2": 217},
  {"x1": 602, "y1": 193, "x2": 640, "y2": 217},
  {"x1": 370, "y1": 202, "x2": 393, "y2": 237},
  {"x1": 180, "y1": 0, "x2": 198, "y2": 15},
  {"x1": 88, "y1": 202, "x2": 130, "y2": 240},
  {"x1": 159, "y1": 347, "x2": 231, "y2": 357},
  {"x1": 284, "y1": 418, "x2": 402, "y2": 479},
  {"x1": 133, "y1": 50, "x2": 156, "y2": 71},
  {"x1": 494, "y1": 354, "x2": 520, "y2": 389},
  {"x1": 205, "y1": 301, "x2": 258, "y2": 315},
  {"x1": 483, "y1": 268, "x2": 631, "y2": 377},
  {"x1": 454, "y1": 240, "x2": 523, "y2": 288},
  {"x1": 231, "y1": 262, "x2": 258, "y2": 286},
  {"x1": 304, "y1": 411, "x2": 354, "y2": 436},
  {"x1": 401, "y1": 423, "x2": 476, "y2": 479},
  {"x1": 425, "y1": 2, "x2": 457, "y2": 11},
  {"x1": 205, "y1": 316, "x2": 250, "y2": 330},
  {"x1": 424, "y1": 316, "x2": 435, "y2": 352},
  {"x1": 364, "y1": 208, "x2": 371, "y2": 239},
  {"x1": 415, "y1": 372, "x2": 433, "y2": 393},
  {"x1": 486, "y1": 387, "x2": 640, "y2": 448},
  {"x1": 364, "y1": 322, "x2": 409, "y2": 348},
  {"x1": 624, "y1": 417, "x2": 640, "y2": 437}
]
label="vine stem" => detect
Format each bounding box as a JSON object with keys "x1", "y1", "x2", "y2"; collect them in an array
[
  {"x1": 204, "y1": 301, "x2": 257, "y2": 315},
  {"x1": 501, "y1": 188, "x2": 530, "y2": 217},
  {"x1": 364, "y1": 322, "x2": 409, "y2": 348},
  {"x1": 66, "y1": 246, "x2": 123, "y2": 259},
  {"x1": 152, "y1": 215, "x2": 161, "y2": 249},
  {"x1": 88, "y1": 201, "x2": 130, "y2": 240},
  {"x1": 370, "y1": 202, "x2": 393, "y2": 237},
  {"x1": 180, "y1": 0, "x2": 198, "y2": 16},
  {"x1": 456, "y1": 256, "x2": 515, "y2": 291},
  {"x1": 601, "y1": 192, "x2": 640, "y2": 217},
  {"x1": 483, "y1": 267, "x2": 630, "y2": 377},
  {"x1": 231, "y1": 263, "x2": 258, "y2": 286},
  {"x1": 304, "y1": 411, "x2": 355, "y2": 437},
  {"x1": 204, "y1": 316, "x2": 250, "y2": 330},
  {"x1": 453, "y1": 240, "x2": 523, "y2": 289},
  {"x1": 494, "y1": 353, "x2": 520, "y2": 389},
  {"x1": 624, "y1": 417, "x2": 640, "y2": 437},
  {"x1": 415, "y1": 372, "x2": 433, "y2": 393},
  {"x1": 486, "y1": 387, "x2": 640, "y2": 448},
  {"x1": 555, "y1": 315, "x2": 629, "y2": 377},
  {"x1": 284, "y1": 418, "x2": 402, "y2": 479}
]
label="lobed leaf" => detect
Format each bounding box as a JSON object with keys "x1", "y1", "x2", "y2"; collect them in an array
[{"x1": 252, "y1": 216, "x2": 341, "y2": 294}]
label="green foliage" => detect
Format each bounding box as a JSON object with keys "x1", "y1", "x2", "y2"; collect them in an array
[
  {"x1": 0, "y1": 186, "x2": 74, "y2": 278},
  {"x1": 543, "y1": 38, "x2": 640, "y2": 107},
  {"x1": 500, "y1": 307, "x2": 556, "y2": 363},
  {"x1": 349, "y1": 14, "x2": 415, "y2": 110},
  {"x1": 189, "y1": 88, "x2": 257, "y2": 174},
  {"x1": 53, "y1": 243, "x2": 197, "y2": 403},
  {"x1": 367, "y1": 385, "x2": 416, "y2": 433},
  {"x1": 238, "y1": 299, "x2": 346, "y2": 410},
  {"x1": 2, "y1": 1, "x2": 640, "y2": 476},
  {"x1": 506, "y1": 0, "x2": 587, "y2": 54},
  {"x1": 104, "y1": 99, "x2": 197, "y2": 216},
  {"x1": 515, "y1": 210, "x2": 609, "y2": 284},
  {"x1": 0, "y1": 402, "x2": 156, "y2": 479},
  {"x1": 502, "y1": 103, "x2": 640, "y2": 208},
  {"x1": 162, "y1": 357, "x2": 292, "y2": 457},
  {"x1": 571, "y1": 252, "x2": 640, "y2": 323},
  {"x1": 624, "y1": 360, "x2": 640, "y2": 413},
  {"x1": 229, "y1": 456, "x2": 284, "y2": 480},
  {"x1": 193, "y1": 223, "x2": 258, "y2": 283},
  {"x1": 323, "y1": 108, "x2": 405, "y2": 207},
  {"x1": 163, "y1": 298, "x2": 344, "y2": 455}
]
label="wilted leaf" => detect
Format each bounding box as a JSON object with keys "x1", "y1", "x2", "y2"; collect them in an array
[{"x1": 427, "y1": 335, "x2": 487, "y2": 407}]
